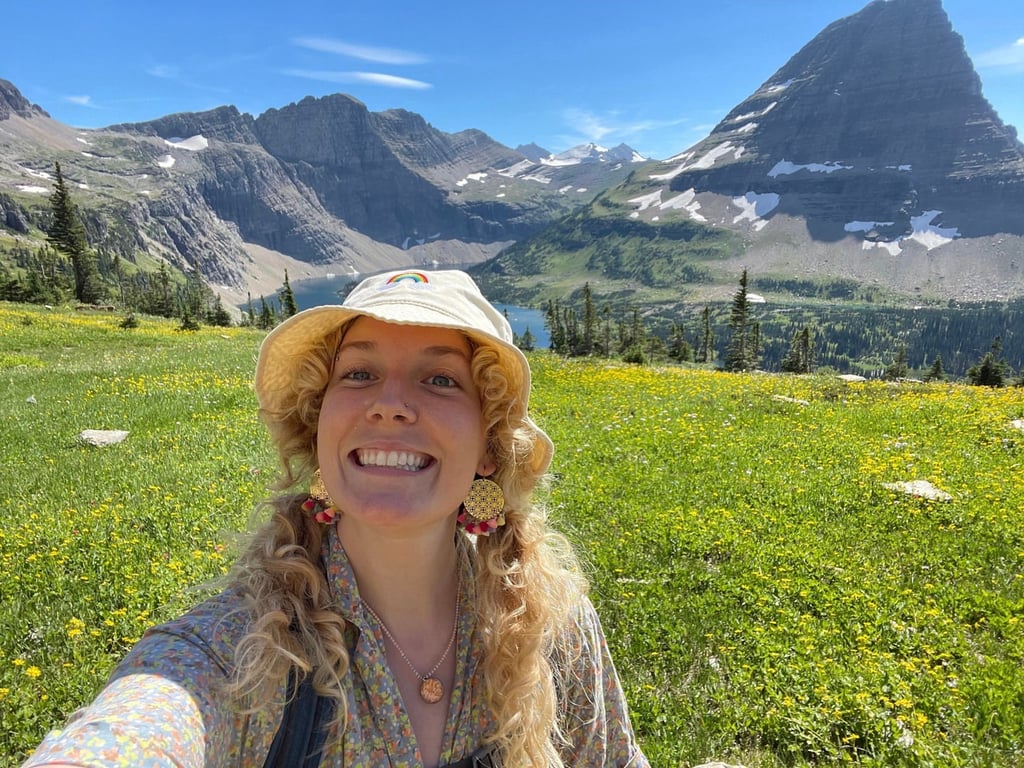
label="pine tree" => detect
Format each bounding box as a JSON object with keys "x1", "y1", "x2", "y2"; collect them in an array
[
  {"x1": 967, "y1": 337, "x2": 1008, "y2": 387},
  {"x1": 48, "y1": 161, "x2": 104, "y2": 303},
  {"x1": 518, "y1": 327, "x2": 535, "y2": 352},
  {"x1": 601, "y1": 306, "x2": 612, "y2": 357},
  {"x1": 279, "y1": 270, "x2": 299, "y2": 318},
  {"x1": 207, "y1": 295, "x2": 232, "y2": 327},
  {"x1": 725, "y1": 270, "x2": 759, "y2": 372},
  {"x1": 925, "y1": 354, "x2": 945, "y2": 382},
  {"x1": 884, "y1": 343, "x2": 909, "y2": 380},
  {"x1": 781, "y1": 326, "x2": 815, "y2": 374},
  {"x1": 668, "y1": 322, "x2": 693, "y2": 362},
  {"x1": 698, "y1": 305, "x2": 715, "y2": 364},
  {"x1": 259, "y1": 295, "x2": 276, "y2": 330},
  {"x1": 581, "y1": 282, "x2": 596, "y2": 355},
  {"x1": 545, "y1": 299, "x2": 566, "y2": 353}
]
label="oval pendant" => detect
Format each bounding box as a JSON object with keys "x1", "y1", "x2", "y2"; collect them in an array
[{"x1": 419, "y1": 677, "x2": 444, "y2": 703}]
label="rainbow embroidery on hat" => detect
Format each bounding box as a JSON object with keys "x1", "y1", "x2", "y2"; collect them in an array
[{"x1": 386, "y1": 271, "x2": 429, "y2": 285}]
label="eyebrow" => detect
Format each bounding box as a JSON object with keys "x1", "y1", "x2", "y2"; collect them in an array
[{"x1": 336, "y1": 339, "x2": 471, "y2": 361}]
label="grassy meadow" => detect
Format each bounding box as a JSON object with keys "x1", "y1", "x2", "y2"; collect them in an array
[{"x1": 1, "y1": 302, "x2": 1022, "y2": 767}]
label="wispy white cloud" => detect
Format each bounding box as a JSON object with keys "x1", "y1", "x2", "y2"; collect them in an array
[
  {"x1": 975, "y1": 37, "x2": 1024, "y2": 72},
  {"x1": 146, "y1": 64, "x2": 180, "y2": 80},
  {"x1": 292, "y1": 37, "x2": 427, "y2": 65},
  {"x1": 65, "y1": 95, "x2": 98, "y2": 109},
  {"x1": 560, "y1": 108, "x2": 693, "y2": 147},
  {"x1": 283, "y1": 69, "x2": 432, "y2": 90}
]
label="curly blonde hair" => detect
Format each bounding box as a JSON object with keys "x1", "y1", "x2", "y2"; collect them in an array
[{"x1": 229, "y1": 321, "x2": 588, "y2": 766}]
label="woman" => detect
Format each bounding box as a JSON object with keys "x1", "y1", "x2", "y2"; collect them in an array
[{"x1": 25, "y1": 269, "x2": 648, "y2": 767}]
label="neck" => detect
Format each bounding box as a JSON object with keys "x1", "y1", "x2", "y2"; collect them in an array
[{"x1": 336, "y1": 519, "x2": 461, "y2": 628}]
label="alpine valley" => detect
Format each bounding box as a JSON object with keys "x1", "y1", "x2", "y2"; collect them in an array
[{"x1": 2, "y1": 0, "x2": 1023, "y2": 374}]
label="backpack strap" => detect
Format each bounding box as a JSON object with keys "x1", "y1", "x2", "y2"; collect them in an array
[
  {"x1": 262, "y1": 669, "x2": 336, "y2": 768},
  {"x1": 442, "y1": 744, "x2": 499, "y2": 768}
]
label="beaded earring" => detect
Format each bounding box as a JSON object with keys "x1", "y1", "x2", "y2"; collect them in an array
[
  {"x1": 457, "y1": 477, "x2": 505, "y2": 535},
  {"x1": 302, "y1": 468, "x2": 338, "y2": 524}
]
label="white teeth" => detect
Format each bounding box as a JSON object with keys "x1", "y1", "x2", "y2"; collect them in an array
[{"x1": 358, "y1": 449, "x2": 426, "y2": 471}]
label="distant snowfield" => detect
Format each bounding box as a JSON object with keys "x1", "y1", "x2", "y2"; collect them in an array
[
  {"x1": 163, "y1": 135, "x2": 209, "y2": 151},
  {"x1": 157, "y1": 155, "x2": 176, "y2": 169},
  {"x1": 16, "y1": 184, "x2": 48, "y2": 194}
]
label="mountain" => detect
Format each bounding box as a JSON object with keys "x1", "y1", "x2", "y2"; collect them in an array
[
  {"x1": 0, "y1": 83, "x2": 644, "y2": 303},
  {"x1": 474, "y1": 0, "x2": 1024, "y2": 307}
]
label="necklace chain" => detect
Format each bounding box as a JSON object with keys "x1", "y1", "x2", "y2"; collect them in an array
[{"x1": 362, "y1": 575, "x2": 462, "y2": 703}]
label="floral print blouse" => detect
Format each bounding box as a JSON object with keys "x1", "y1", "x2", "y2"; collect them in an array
[{"x1": 24, "y1": 526, "x2": 648, "y2": 767}]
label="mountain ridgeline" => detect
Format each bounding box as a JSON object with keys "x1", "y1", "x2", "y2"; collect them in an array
[{"x1": 1, "y1": 0, "x2": 1023, "y2": 375}]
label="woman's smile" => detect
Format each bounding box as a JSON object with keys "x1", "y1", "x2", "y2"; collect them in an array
[{"x1": 354, "y1": 448, "x2": 431, "y2": 472}]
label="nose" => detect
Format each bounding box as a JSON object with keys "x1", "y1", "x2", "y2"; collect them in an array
[{"x1": 368, "y1": 382, "x2": 417, "y2": 423}]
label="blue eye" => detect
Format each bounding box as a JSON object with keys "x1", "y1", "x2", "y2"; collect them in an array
[
  {"x1": 343, "y1": 369, "x2": 373, "y2": 381},
  {"x1": 427, "y1": 374, "x2": 457, "y2": 388}
]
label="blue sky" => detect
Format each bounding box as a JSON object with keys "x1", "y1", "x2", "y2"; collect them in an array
[{"x1": 5, "y1": 1, "x2": 1023, "y2": 160}]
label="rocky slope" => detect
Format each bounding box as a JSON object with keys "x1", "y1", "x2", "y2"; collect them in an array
[{"x1": 0, "y1": 85, "x2": 641, "y2": 302}]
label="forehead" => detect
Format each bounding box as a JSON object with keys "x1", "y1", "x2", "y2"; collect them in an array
[{"x1": 339, "y1": 316, "x2": 473, "y2": 356}]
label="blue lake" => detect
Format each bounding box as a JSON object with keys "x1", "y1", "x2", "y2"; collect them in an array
[{"x1": 290, "y1": 274, "x2": 550, "y2": 349}]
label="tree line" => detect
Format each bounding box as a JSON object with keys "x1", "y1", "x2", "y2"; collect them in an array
[{"x1": 540, "y1": 270, "x2": 1024, "y2": 387}]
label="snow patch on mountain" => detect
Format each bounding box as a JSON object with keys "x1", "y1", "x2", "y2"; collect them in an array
[
  {"x1": 845, "y1": 220, "x2": 894, "y2": 233},
  {"x1": 906, "y1": 210, "x2": 959, "y2": 249},
  {"x1": 733, "y1": 191, "x2": 780, "y2": 230},
  {"x1": 540, "y1": 142, "x2": 646, "y2": 167},
  {"x1": 628, "y1": 189, "x2": 663, "y2": 212},
  {"x1": 769, "y1": 159, "x2": 853, "y2": 177},
  {"x1": 456, "y1": 172, "x2": 488, "y2": 187},
  {"x1": 163, "y1": 135, "x2": 209, "y2": 151},
  {"x1": 650, "y1": 142, "x2": 743, "y2": 180},
  {"x1": 731, "y1": 102, "x2": 777, "y2": 122},
  {"x1": 660, "y1": 188, "x2": 706, "y2": 221}
]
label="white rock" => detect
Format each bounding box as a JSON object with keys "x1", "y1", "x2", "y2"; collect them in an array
[
  {"x1": 79, "y1": 429, "x2": 129, "y2": 447},
  {"x1": 882, "y1": 480, "x2": 952, "y2": 501},
  {"x1": 838, "y1": 374, "x2": 867, "y2": 382},
  {"x1": 26, "y1": 395, "x2": 37, "y2": 404}
]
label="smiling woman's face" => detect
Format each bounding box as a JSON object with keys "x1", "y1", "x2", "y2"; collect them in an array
[{"x1": 316, "y1": 316, "x2": 495, "y2": 534}]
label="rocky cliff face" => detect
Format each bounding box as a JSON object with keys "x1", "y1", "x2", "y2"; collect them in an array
[{"x1": 0, "y1": 80, "x2": 48, "y2": 120}]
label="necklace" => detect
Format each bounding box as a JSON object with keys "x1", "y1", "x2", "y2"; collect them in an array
[{"x1": 362, "y1": 575, "x2": 462, "y2": 704}]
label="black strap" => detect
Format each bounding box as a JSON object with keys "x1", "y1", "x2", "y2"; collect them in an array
[
  {"x1": 263, "y1": 669, "x2": 498, "y2": 768},
  {"x1": 263, "y1": 669, "x2": 335, "y2": 768},
  {"x1": 443, "y1": 744, "x2": 499, "y2": 768}
]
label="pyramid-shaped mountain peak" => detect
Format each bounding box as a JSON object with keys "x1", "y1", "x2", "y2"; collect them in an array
[
  {"x1": 637, "y1": 0, "x2": 1024, "y2": 242},
  {"x1": 700, "y1": 0, "x2": 1022, "y2": 180}
]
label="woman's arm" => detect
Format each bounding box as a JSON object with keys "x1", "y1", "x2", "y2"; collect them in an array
[
  {"x1": 557, "y1": 599, "x2": 650, "y2": 767},
  {"x1": 21, "y1": 673, "x2": 206, "y2": 768}
]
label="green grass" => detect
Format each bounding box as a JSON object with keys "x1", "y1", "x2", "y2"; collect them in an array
[{"x1": 2, "y1": 303, "x2": 1022, "y2": 767}]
